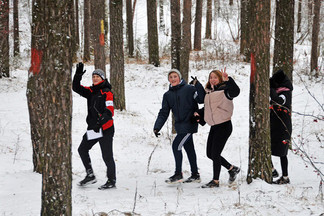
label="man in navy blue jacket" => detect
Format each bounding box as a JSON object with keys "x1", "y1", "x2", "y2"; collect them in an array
[{"x1": 154, "y1": 69, "x2": 205, "y2": 184}]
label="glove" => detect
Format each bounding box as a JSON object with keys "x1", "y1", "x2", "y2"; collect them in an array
[
  {"x1": 189, "y1": 76, "x2": 198, "y2": 85},
  {"x1": 76, "y1": 62, "x2": 86, "y2": 76},
  {"x1": 190, "y1": 115, "x2": 200, "y2": 124},
  {"x1": 93, "y1": 124, "x2": 101, "y2": 133},
  {"x1": 153, "y1": 129, "x2": 161, "y2": 138}
]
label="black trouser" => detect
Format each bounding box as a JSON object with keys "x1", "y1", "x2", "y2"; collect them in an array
[
  {"x1": 207, "y1": 120, "x2": 233, "y2": 180},
  {"x1": 78, "y1": 130, "x2": 116, "y2": 181},
  {"x1": 172, "y1": 133, "x2": 198, "y2": 174},
  {"x1": 272, "y1": 156, "x2": 288, "y2": 176}
]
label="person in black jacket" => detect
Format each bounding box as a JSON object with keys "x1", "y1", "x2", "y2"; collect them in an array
[
  {"x1": 270, "y1": 70, "x2": 293, "y2": 184},
  {"x1": 72, "y1": 62, "x2": 116, "y2": 190},
  {"x1": 153, "y1": 69, "x2": 205, "y2": 184}
]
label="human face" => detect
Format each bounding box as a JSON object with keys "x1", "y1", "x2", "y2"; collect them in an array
[
  {"x1": 92, "y1": 74, "x2": 103, "y2": 85},
  {"x1": 168, "y1": 72, "x2": 181, "y2": 86},
  {"x1": 209, "y1": 72, "x2": 220, "y2": 86}
]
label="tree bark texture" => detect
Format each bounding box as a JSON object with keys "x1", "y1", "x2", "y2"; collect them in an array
[
  {"x1": 126, "y1": 0, "x2": 134, "y2": 57},
  {"x1": 13, "y1": 0, "x2": 19, "y2": 56},
  {"x1": 205, "y1": 0, "x2": 212, "y2": 39},
  {"x1": 110, "y1": 0, "x2": 126, "y2": 110},
  {"x1": 247, "y1": 0, "x2": 272, "y2": 184},
  {"x1": 147, "y1": 0, "x2": 160, "y2": 66},
  {"x1": 91, "y1": 0, "x2": 106, "y2": 73},
  {"x1": 194, "y1": 0, "x2": 202, "y2": 50},
  {"x1": 83, "y1": 0, "x2": 90, "y2": 62},
  {"x1": 171, "y1": 0, "x2": 181, "y2": 70},
  {"x1": 240, "y1": 0, "x2": 253, "y2": 62},
  {"x1": 0, "y1": 0, "x2": 9, "y2": 78},
  {"x1": 180, "y1": 0, "x2": 191, "y2": 82},
  {"x1": 28, "y1": 0, "x2": 74, "y2": 215},
  {"x1": 310, "y1": 0, "x2": 321, "y2": 77},
  {"x1": 273, "y1": 0, "x2": 294, "y2": 81}
]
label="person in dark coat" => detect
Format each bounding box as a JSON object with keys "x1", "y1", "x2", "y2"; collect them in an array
[
  {"x1": 153, "y1": 69, "x2": 205, "y2": 184},
  {"x1": 72, "y1": 62, "x2": 116, "y2": 190},
  {"x1": 270, "y1": 70, "x2": 293, "y2": 184}
]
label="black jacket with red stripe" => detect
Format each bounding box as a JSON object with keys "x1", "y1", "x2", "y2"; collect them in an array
[{"x1": 73, "y1": 73, "x2": 114, "y2": 133}]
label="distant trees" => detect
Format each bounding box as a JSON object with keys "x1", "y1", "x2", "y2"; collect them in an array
[
  {"x1": 13, "y1": 0, "x2": 19, "y2": 57},
  {"x1": 0, "y1": 0, "x2": 9, "y2": 78},
  {"x1": 310, "y1": 0, "x2": 321, "y2": 77},
  {"x1": 194, "y1": 0, "x2": 202, "y2": 50},
  {"x1": 205, "y1": 0, "x2": 212, "y2": 39},
  {"x1": 126, "y1": 0, "x2": 134, "y2": 57},
  {"x1": 180, "y1": 0, "x2": 191, "y2": 81},
  {"x1": 247, "y1": 0, "x2": 272, "y2": 184},
  {"x1": 83, "y1": 0, "x2": 90, "y2": 62},
  {"x1": 170, "y1": 0, "x2": 181, "y2": 70}
]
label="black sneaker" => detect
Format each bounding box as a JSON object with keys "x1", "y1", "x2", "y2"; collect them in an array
[
  {"x1": 273, "y1": 176, "x2": 290, "y2": 185},
  {"x1": 228, "y1": 166, "x2": 240, "y2": 183},
  {"x1": 165, "y1": 172, "x2": 183, "y2": 184},
  {"x1": 201, "y1": 180, "x2": 219, "y2": 188},
  {"x1": 183, "y1": 173, "x2": 201, "y2": 183},
  {"x1": 98, "y1": 180, "x2": 116, "y2": 190},
  {"x1": 78, "y1": 173, "x2": 97, "y2": 186},
  {"x1": 272, "y1": 169, "x2": 279, "y2": 178}
]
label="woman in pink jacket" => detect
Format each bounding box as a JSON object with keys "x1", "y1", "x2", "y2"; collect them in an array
[{"x1": 195, "y1": 68, "x2": 240, "y2": 188}]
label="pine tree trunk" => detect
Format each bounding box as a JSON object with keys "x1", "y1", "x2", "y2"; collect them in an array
[
  {"x1": 297, "y1": 0, "x2": 302, "y2": 33},
  {"x1": 30, "y1": 0, "x2": 74, "y2": 215},
  {"x1": 205, "y1": 0, "x2": 212, "y2": 39},
  {"x1": 247, "y1": 0, "x2": 272, "y2": 184},
  {"x1": 147, "y1": 0, "x2": 160, "y2": 66},
  {"x1": 310, "y1": 0, "x2": 321, "y2": 77},
  {"x1": 159, "y1": 0, "x2": 165, "y2": 31},
  {"x1": 75, "y1": 0, "x2": 80, "y2": 48},
  {"x1": 240, "y1": 0, "x2": 253, "y2": 62},
  {"x1": 0, "y1": 0, "x2": 10, "y2": 78},
  {"x1": 180, "y1": 0, "x2": 191, "y2": 82},
  {"x1": 91, "y1": 0, "x2": 106, "y2": 73},
  {"x1": 273, "y1": 0, "x2": 294, "y2": 81},
  {"x1": 171, "y1": 0, "x2": 181, "y2": 70},
  {"x1": 126, "y1": 0, "x2": 134, "y2": 57},
  {"x1": 13, "y1": 0, "x2": 19, "y2": 57},
  {"x1": 83, "y1": 0, "x2": 90, "y2": 62},
  {"x1": 110, "y1": 0, "x2": 125, "y2": 110},
  {"x1": 194, "y1": 0, "x2": 202, "y2": 50}
]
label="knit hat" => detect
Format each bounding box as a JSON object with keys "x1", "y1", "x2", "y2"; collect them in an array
[
  {"x1": 168, "y1": 69, "x2": 182, "y2": 80},
  {"x1": 92, "y1": 69, "x2": 105, "y2": 80}
]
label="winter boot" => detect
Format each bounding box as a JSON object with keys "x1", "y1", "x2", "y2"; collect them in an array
[
  {"x1": 183, "y1": 173, "x2": 201, "y2": 183},
  {"x1": 201, "y1": 180, "x2": 219, "y2": 188},
  {"x1": 165, "y1": 172, "x2": 183, "y2": 184},
  {"x1": 98, "y1": 179, "x2": 116, "y2": 190},
  {"x1": 272, "y1": 169, "x2": 279, "y2": 178},
  {"x1": 78, "y1": 169, "x2": 97, "y2": 186},
  {"x1": 228, "y1": 166, "x2": 240, "y2": 183},
  {"x1": 273, "y1": 176, "x2": 290, "y2": 185}
]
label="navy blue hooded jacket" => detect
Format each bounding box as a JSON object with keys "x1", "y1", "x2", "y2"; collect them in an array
[{"x1": 154, "y1": 79, "x2": 205, "y2": 134}]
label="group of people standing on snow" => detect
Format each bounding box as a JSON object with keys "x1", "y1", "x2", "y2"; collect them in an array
[{"x1": 72, "y1": 62, "x2": 293, "y2": 190}]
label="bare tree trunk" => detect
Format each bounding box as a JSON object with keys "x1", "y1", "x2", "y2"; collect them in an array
[
  {"x1": 110, "y1": 0, "x2": 125, "y2": 110},
  {"x1": 126, "y1": 0, "x2": 134, "y2": 57},
  {"x1": 147, "y1": 0, "x2": 160, "y2": 66},
  {"x1": 91, "y1": 0, "x2": 106, "y2": 73},
  {"x1": 247, "y1": 0, "x2": 272, "y2": 184},
  {"x1": 240, "y1": 0, "x2": 253, "y2": 62},
  {"x1": 297, "y1": 0, "x2": 302, "y2": 33},
  {"x1": 180, "y1": 0, "x2": 191, "y2": 82},
  {"x1": 194, "y1": 0, "x2": 202, "y2": 50},
  {"x1": 171, "y1": 0, "x2": 181, "y2": 70},
  {"x1": 273, "y1": 0, "x2": 295, "y2": 81},
  {"x1": 205, "y1": 0, "x2": 212, "y2": 39},
  {"x1": 29, "y1": 0, "x2": 74, "y2": 215},
  {"x1": 83, "y1": 0, "x2": 90, "y2": 62},
  {"x1": 310, "y1": 0, "x2": 321, "y2": 77},
  {"x1": 0, "y1": 0, "x2": 9, "y2": 78},
  {"x1": 13, "y1": 0, "x2": 19, "y2": 57}
]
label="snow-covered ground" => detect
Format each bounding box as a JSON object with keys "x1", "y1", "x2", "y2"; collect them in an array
[{"x1": 1, "y1": 0, "x2": 324, "y2": 215}]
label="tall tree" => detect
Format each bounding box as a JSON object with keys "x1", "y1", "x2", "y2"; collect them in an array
[
  {"x1": 308, "y1": 0, "x2": 313, "y2": 27},
  {"x1": 91, "y1": 0, "x2": 106, "y2": 73},
  {"x1": 310, "y1": 0, "x2": 321, "y2": 77},
  {"x1": 75, "y1": 0, "x2": 80, "y2": 48},
  {"x1": 110, "y1": 0, "x2": 125, "y2": 110},
  {"x1": 13, "y1": 0, "x2": 19, "y2": 57},
  {"x1": 180, "y1": 0, "x2": 191, "y2": 81},
  {"x1": 147, "y1": 0, "x2": 160, "y2": 66},
  {"x1": 126, "y1": 0, "x2": 134, "y2": 57},
  {"x1": 273, "y1": 0, "x2": 295, "y2": 81},
  {"x1": 194, "y1": 0, "x2": 202, "y2": 50},
  {"x1": 205, "y1": 0, "x2": 212, "y2": 39},
  {"x1": 247, "y1": 0, "x2": 272, "y2": 184},
  {"x1": 159, "y1": 0, "x2": 165, "y2": 31},
  {"x1": 170, "y1": 0, "x2": 181, "y2": 70},
  {"x1": 83, "y1": 0, "x2": 90, "y2": 62},
  {"x1": 297, "y1": 0, "x2": 302, "y2": 33},
  {"x1": 0, "y1": 0, "x2": 9, "y2": 78},
  {"x1": 240, "y1": 0, "x2": 253, "y2": 62}
]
